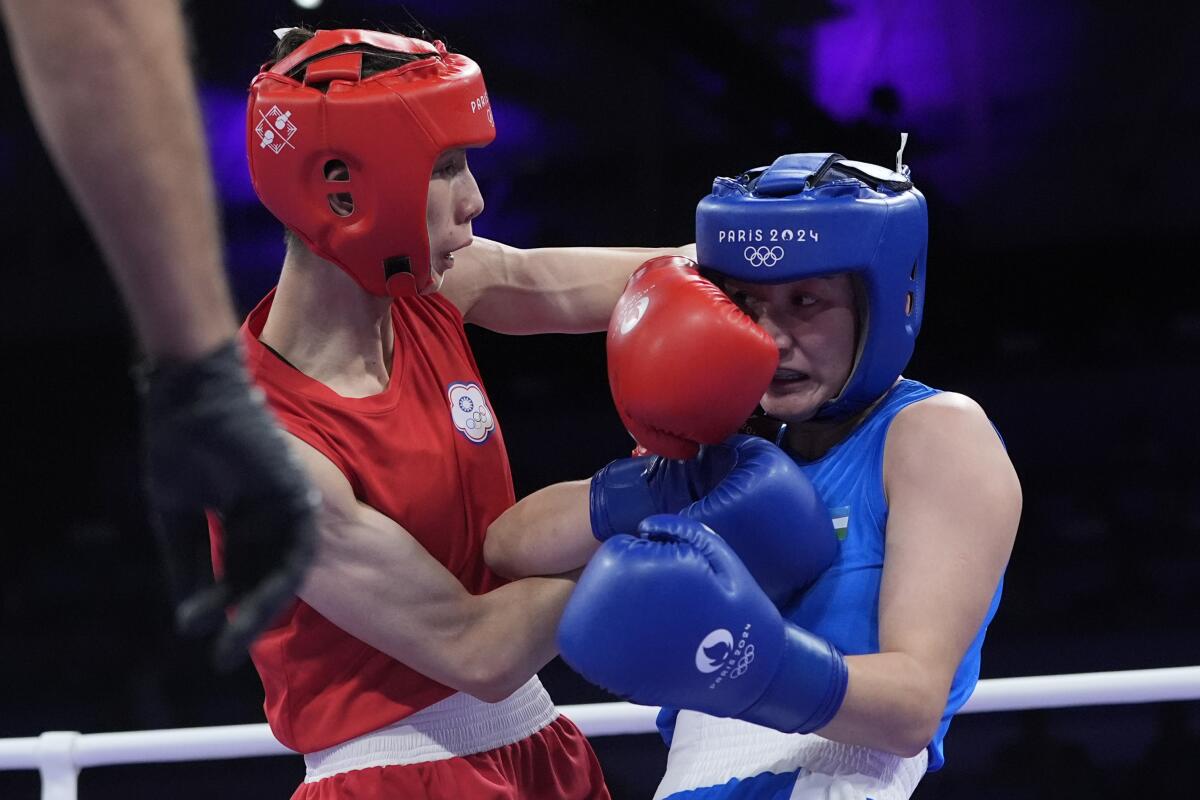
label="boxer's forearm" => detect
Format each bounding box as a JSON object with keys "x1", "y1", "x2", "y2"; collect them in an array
[
  {"x1": 815, "y1": 651, "x2": 949, "y2": 758},
  {"x1": 298, "y1": 489, "x2": 575, "y2": 702},
  {"x1": 446, "y1": 237, "x2": 695, "y2": 334},
  {"x1": 1, "y1": 0, "x2": 237, "y2": 358},
  {"x1": 306, "y1": 536, "x2": 577, "y2": 703},
  {"x1": 485, "y1": 480, "x2": 598, "y2": 578},
  {"x1": 460, "y1": 570, "x2": 581, "y2": 701}
]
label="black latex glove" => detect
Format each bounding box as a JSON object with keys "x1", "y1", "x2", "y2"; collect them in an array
[{"x1": 139, "y1": 339, "x2": 318, "y2": 671}]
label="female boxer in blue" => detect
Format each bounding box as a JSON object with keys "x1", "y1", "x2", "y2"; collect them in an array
[{"x1": 485, "y1": 151, "x2": 1021, "y2": 799}]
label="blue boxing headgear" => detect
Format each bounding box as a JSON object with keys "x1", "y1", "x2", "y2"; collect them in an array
[{"x1": 696, "y1": 152, "x2": 928, "y2": 419}]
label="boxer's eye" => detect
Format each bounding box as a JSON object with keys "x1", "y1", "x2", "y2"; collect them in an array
[
  {"x1": 433, "y1": 154, "x2": 467, "y2": 178},
  {"x1": 728, "y1": 290, "x2": 755, "y2": 316},
  {"x1": 791, "y1": 294, "x2": 817, "y2": 308}
]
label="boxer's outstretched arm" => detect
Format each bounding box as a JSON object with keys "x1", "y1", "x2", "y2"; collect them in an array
[
  {"x1": 0, "y1": 0, "x2": 236, "y2": 359},
  {"x1": 288, "y1": 436, "x2": 575, "y2": 702},
  {"x1": 816, "y1": 392, "x2": 1020, "y2": 755},
  {"x1": 441, "y1": 237, "x2": 696, "y2": 334}
]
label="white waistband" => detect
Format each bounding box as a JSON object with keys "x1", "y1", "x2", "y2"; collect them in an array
[
  {"x1": 303, "y1": 676, "x2": 558, "y2": 783},
  {"x1": 654, "y1": 710, "x2": 927, "y2": 800}
]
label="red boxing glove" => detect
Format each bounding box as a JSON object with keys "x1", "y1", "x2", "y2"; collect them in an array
[{"x1": 608, "y1": 256, "x2": 778, "y2": 459}]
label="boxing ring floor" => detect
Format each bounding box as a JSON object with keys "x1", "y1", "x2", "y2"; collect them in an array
[{"x1": 1, "y1": 666, "x2": 1199, "y2": 799}]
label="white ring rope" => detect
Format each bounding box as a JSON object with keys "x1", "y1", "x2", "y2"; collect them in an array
[{"x1": 2, "y1": 666, "x2": 1199, "y2": 798}]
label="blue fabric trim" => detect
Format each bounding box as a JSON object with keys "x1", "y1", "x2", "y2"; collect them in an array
[{"x1": 658, "y1": 770, "x2": 801, "y2": 799}]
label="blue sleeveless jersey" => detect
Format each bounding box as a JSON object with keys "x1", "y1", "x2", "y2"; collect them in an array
[{"x1": 658, "y1": 378, "x2": 1004, "y2": 772}]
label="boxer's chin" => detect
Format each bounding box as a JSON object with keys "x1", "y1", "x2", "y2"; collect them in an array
[
  {"x1": 422, "y1": 252, "x2": 458, "y2": 294},
  {"x1": 422, "y1": 267, "x2": 446, "y2": 295},
  {"x1": 760, "y1": 383, "x2": 825, "y2": 424}
]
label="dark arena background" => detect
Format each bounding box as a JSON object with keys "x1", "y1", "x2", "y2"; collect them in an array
[{"x1": 2, "y1": 1, "x2": 1198, "y2": 797}]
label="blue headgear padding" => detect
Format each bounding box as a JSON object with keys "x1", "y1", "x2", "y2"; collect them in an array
[{"x1": 696, "y1": 152, "x2": 928, "y2": 419}]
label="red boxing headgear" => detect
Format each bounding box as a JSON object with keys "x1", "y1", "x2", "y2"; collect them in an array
[{"x1": 247, "y1": 29, "x2": 496, "y2": 296}]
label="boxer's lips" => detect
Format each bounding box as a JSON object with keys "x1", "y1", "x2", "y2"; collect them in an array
[
  {"x1": 439, "y1": 239, "x2": 473, "y2": 270},
  {"x1": 768, "y1": 371, "x2": 812, "y2": 396},
  {"x1": 771, "y1": 369, "x2": 810, "y2": 384}
]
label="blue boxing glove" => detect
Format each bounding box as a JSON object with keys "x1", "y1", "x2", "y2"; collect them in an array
[
  {"x1": 558, "y1": 514, "x2": 847, "y2": 734},
  {"x1": 589, "y1": 435, "x2": 837, "y2": 607},
  {"x1": 588, "y1": 453, "x2": 689, "y2": 540}
]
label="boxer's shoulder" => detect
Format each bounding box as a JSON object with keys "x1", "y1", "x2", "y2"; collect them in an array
[
  {"x1": 891, "y1": 391, "x2": 988, "y2": 435},
  {"x1": 884, "y1": 390, "x2": 1016, "y2": 504}
]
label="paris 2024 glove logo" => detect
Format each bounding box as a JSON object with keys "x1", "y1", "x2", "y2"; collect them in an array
[
  {"x1": 448, "y1": 382, "x2": 495, "y2": 444},
  {"x1": 696, "y1": 625, "x2": 756, "y2": 690},
  {"x1": 695, "y1": 629, "x2": 734, "y2": 673}
]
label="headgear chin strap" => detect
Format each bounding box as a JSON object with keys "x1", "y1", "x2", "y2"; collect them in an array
[
  {"x1": 696, "y1": 151, "x2": 928, "y2": 419},
  {"x1": 247, "y1": 29, "x2": 496, "y2": 297}
]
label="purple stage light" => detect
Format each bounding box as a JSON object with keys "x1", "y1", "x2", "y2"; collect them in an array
[
  {"x1": 798, "y1": 0, "x2": 1084, "y2": 209},
  {"x1": 200, "y1": 87, "x2": 258, "y2": 206},
  {"x1": 485, "y1": 99, "x2": 548, "y2": 159},
  {"x1": 805, "y1": 0, "x2": 1082, "y2": 125}
]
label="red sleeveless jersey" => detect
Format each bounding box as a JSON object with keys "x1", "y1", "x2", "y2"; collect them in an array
[{"x1": 209, "y1": 289, "x2": 514, "y2": 753}]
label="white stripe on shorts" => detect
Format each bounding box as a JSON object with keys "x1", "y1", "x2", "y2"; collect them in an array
[
  {"x1": 654, "y1": 710, "x2": 927, "y2": 800},
  {"x1": 302, "y1": 676, "x2": 558, "y2": 783}
]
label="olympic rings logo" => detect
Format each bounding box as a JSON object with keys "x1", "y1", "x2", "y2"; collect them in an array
[
  {"x1": 743, "y1": 246, "x2": 784, "y2": 268},
  {"x1": 728, "y1": 644, "x2": 756, "y2": 679}
]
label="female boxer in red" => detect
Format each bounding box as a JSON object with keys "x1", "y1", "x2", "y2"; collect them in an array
[{"x1": 210, "y1": 26, "x2": 691, "y2": 799}]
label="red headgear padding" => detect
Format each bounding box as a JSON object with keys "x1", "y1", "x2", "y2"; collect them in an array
[{"x1": 247, "y1": 29, "x2": 495, "y2": 296}]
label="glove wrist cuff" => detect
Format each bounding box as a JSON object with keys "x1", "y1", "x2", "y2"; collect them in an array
[
  {"x1": 589, "y1": 457, "x2": 659, "y2": 541},
  {"x1": 742, "y1": 623, "x2": 848, "y2": 734}
]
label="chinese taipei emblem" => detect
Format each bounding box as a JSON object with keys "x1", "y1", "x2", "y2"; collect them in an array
[{"x1": 447, "y1": 382, "x2": 495, "y2": 444}]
